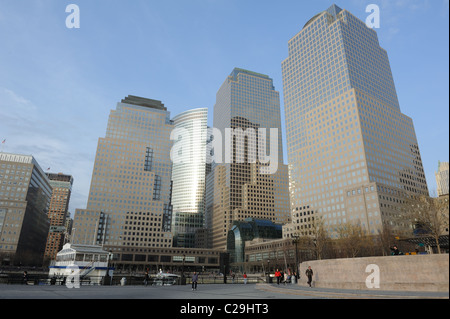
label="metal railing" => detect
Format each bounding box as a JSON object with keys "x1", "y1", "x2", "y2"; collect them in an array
[
  {"x1": 183, "y1": 275, "x2": 266, "y2": 285},
  {"x1": 0, "y1": 273, "x2": 267, "y2": 286}
]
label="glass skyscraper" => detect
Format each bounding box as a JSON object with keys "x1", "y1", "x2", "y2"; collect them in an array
[
  {"x1": 73, "y1": 96, "x2": 174, "y2": 251},
  {"x1": 282, "y1": 5, "x2": 428, "y2": 238},
  {"x1": 207, "y1": 68, "x2": 290, "y2": 250},
  {"x1": 171, "y1": 108, "x2": 208, "y2": 248},
  {"x1": 0, "y1": 152, "x2": 52, "y2": 266}
]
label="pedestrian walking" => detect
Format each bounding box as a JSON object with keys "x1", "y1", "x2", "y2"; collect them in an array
[
  {"x1": 143, "y1": 271, "x2": 150, "y2": 286},
  {"x1": 305, "y1": 266, "x2": 313, "y2": 288},
  {"x1": 275, "y1": 269, "x2": 282, "y2": 285},
  {"x1": 23, "y1": 271, "x2": 28, "y2": 285},
  {"x1": 192, "y1": 272, "x2": 199, "y2": 291},
  {"x1": 243, "y1": 273, "x2": 248, "y2": 284}
]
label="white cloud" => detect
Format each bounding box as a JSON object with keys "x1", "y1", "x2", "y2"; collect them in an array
[{"x1": 0, "y1": 87, "x2": 37, "y2": 113}]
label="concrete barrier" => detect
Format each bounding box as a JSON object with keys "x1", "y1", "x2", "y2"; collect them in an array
[{"x1": 298, "y1": 254, "x2": 449, "y2": 292}]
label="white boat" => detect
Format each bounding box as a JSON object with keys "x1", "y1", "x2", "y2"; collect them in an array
[
  {"x1": 49, "y1": 243, "x2": 113, "y2": 285},
  {"x1": 152, "y1": 272, "x2": 180, "y2": 286}
]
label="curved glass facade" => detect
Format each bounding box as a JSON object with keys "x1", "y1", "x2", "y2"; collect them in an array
[
  {"x1": 171, "y1": 108, "x2": 208, "y2": 247},
  {"x1": 227, "y1": 218, "x2": 282, "y2": 264}
]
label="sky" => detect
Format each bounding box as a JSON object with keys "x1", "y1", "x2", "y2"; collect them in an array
[{"x1": 0, "y1": 0, "x2": 448, "y2": 216}]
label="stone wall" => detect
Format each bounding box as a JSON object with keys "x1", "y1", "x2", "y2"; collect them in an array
[{"x1": 298, "y1": 254, "x2": 449, "y2": 292}]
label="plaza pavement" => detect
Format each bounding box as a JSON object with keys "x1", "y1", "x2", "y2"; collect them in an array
[{"x1": 0, "y1": 282, "x2": 448, "y2": 299}]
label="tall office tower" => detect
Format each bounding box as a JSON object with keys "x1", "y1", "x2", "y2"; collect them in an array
[
  {"x1": 44, "y1": 173, "x2": 73, "y2": 262},
  {"x1": 206, "y1": 68, "x2": 291, "y2": 250},
  {"x1": 171, "y1": 108, "x2": 208, "y2": 248},
  {"x1": 72, "y1": 96, "x2": 174, "y2": 252},
  {"x1": 0, "y1": 152, "x2": 52, "y2": 266},
  {"x1": 436, "y1": 161, "x2": 449, "y2": 197},
  {"x1": 282, "y1": 5, "x2": 428, "y2": 239}
]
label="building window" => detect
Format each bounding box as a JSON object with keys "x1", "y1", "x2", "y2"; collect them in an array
[
  {"x1": 153, "y1": 175, "x2": 161, "y2": 200},
  {"x1": 144, "y1": 147, "x2": 153, "y2": 172}
]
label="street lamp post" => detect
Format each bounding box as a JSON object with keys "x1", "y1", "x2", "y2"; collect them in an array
[
  {"x1": 266, "y1": 260, "x2": 271, "y2": 284},
  {"x1": 292, "y1": 235, "x2": 300, "y2": 280},
  {"x1": 181, "y1": 254, "x2": 186, "y2": 285}
]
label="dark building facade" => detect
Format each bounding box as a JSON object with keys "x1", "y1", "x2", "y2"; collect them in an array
[{"x1": 0, "y1": 152, "x2": 52, "y2": 266}]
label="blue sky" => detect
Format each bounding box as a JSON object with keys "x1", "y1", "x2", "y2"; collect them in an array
[{"x1": 0, "y1": 0, "x2": 448, "y2": 215}]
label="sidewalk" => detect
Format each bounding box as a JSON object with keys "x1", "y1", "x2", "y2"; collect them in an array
[
  {"x1": 0, "y1": 282, "x2": 448, "y2": 299},
  {"x1": 257, "y1": 283, "x2": 449, "y2": 299}
]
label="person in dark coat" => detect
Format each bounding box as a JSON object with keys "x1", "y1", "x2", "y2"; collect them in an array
[
  {"x1": 23, "y1": 271, "x2": 28, "y2": 285},
  {"x1": 305, "y1": 266, "x2": 313, "y2": 288},
  {"x1": 192, "y1": 272, "x2": 199, "y2": 290},
  {"x1": 144, "y1": 272, "x2": 150, "y2": 286},
  {"x1": 390, "y1": 245, "x2": 403, "y2": 255}
]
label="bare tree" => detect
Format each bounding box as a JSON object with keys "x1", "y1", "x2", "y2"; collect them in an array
[
  {"x1": 289, "y1": 217, "x2": 330, "y2": 262},
  {"x1": 400, "y1": 193, "x2": 449, "y2": 254},
  {"x1": 336, "y1": 222, "x2": 372, "y2": 258},
  {"x1": 310, "y1": 216, "x2": 330, "y2": 260},
  {"x1": 376, "y1": 223, "x2": 398, "y2": 256}
]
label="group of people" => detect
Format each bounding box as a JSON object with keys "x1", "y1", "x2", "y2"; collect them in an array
[
  {"x1": 230, "y1": 272, "x2": 248, "y2": 284},
  {"x1": 191, "y1": 268, "x2": 315, "y2": 289},
  {"x1": 141, "y1": 268, "x2": 314, "y2": 290},
  {"x1": 274, "y1": 267, "x2": 314, "y2": 288},
  {"x1": 274, "y1": 269, "x2": 295, "y2": 285}
]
